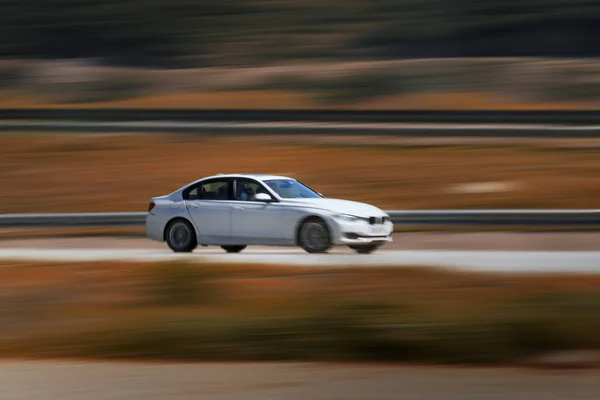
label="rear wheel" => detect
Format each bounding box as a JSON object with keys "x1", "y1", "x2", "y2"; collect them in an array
[
  {"x1": 165, "y1": 220, "x2": 197, "y2": 253},
  {"x1": 221, "y1": 245, "x2": 247, "y2": 253},
  {"x1": 299, "y1": 220, "x2": 331, "y2": 254},
  {"x1": 349, "y1": 244, "x2": 380, "y2": 254}
]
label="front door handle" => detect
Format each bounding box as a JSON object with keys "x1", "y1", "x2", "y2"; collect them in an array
[{"x1": 232, "y1": 205, "x2": 244, "y2": 211}]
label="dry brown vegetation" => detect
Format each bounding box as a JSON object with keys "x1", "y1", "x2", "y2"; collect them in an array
[
  {"x1": 3, "y1": 90, "x2": 599, "y2": 111},
  {"x1": 0, "y1": 260, "x2": 599, "y2": 363},
  {"x1": 1, "y1": 58, "x2": 600, "y2": 110},
  {"x1": 0, "y1": 134, "x2": 599, "y2": 213}
]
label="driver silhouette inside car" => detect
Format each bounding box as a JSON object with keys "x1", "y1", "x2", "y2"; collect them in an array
[{"x1": 237, "y1": 183, "x2": 255, "y2": 201}]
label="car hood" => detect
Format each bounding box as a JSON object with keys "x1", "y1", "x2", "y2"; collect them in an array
[{"x1": 281, "y1": 198, "x2": 387, "y2": 217}]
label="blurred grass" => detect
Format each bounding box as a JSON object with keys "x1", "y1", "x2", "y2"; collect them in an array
[
  {"x1": 237, "y1": 69, "x2": 414, "y2": 104},
  {"x1": 38, "y1": 74, "x2": 151, "y2": 104},
  {"x1": 142, "y1": 262, "x2": 220, "y2": 306},
  {"x1": 0, "y1": 260, "x2": 599, "y2": 364},
  {"x1": 1, "y1": 135, "x2": 600, "y2": 213},
  {"x1": 312, "y1": 71, "x2": 413, "y2": 104},
  {"x1": 2, "y1": 58, "x2": 600, "y2": 110}
]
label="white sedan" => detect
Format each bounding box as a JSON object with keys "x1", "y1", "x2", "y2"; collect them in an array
[{"x1": 146, "y1": 174, "x2": 393, "y2": 254}]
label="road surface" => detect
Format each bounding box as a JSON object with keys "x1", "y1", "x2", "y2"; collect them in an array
[
  {"x1": 0, "y1": 233, "x2": 599, "y2": 273},
  {"x1": 2, "y1": 361, "x2": 599, "y2": 400}
]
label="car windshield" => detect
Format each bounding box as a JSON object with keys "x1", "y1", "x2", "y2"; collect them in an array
[{"x1": 264, "y1": 179, "x2": 322, "y2": 199}]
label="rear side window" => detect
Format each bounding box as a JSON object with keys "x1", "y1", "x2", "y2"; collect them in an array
[{"x1": 183, "y1": 179, "x2": 231, "y2": 200}]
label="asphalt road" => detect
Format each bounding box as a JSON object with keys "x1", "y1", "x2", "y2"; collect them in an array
[
  {"x1": 2, "y1": 361, "x2": 599, "y2": 400},
  {"x1": 0, "y1": 232, "x2": 599, "y2": 273}
]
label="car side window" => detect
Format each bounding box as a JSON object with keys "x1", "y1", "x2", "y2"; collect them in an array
[
  {"x1": 184, "y1": 179, "x2": 230, "y2": 200},
  {"x1": 186, "y1": 186, "x2": 200, "y2": 200},
  {"x1": 234, "y1": 179, "x2": 268, "y2": 201},
  {"x1": 200, "y1": 180, "x2": 230, "y2": 200}
]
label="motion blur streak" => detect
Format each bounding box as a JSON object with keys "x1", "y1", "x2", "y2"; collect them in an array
[
  {"x1": 1, "y1": 0, "x2": 600, "y2": 398},
  {"x1": 0, "y1": 248, "x2": 599, "y2": 273}
]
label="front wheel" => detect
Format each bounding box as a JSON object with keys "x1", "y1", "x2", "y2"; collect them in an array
[
  {"x1": 349, "y1": 244, "x2": 380, "y2": 254},
  {"x1": 299, "y1": 220, "x2": 331, "y2": 254},
  {"x1": 221, "y1": 245, "x2": 247, "y2": 253},
  {"x1": 165, "y1": 220, "x2": 197, "y2": 253}
]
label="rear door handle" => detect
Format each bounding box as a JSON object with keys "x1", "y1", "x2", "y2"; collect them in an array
[{"x1": 232, "y1": 205, "x2": 244, "y2": 211}]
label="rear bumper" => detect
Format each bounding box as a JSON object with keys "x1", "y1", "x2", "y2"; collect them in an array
[{"x1": 145, "y1": 213, "x2": 165, "y2": 242}]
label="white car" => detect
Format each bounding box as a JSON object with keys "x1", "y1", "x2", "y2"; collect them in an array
[{"x1": 146, "y1": 174, "x2": 393, "y2": 254}]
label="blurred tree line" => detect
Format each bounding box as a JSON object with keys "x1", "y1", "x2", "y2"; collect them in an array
[{"x1": 0, "y1": 0, "x2": 598, "y2": 66}]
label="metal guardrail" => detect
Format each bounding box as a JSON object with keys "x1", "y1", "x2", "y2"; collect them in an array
[
  {"x1": 1, "y1": 109, "x2": 600, "y2": 137},
  {"x1": 1, "y1": 121, "x2": 599, "y2": 137},
  {"x1": 0, "y1": 212, "x2": 148, "y2": 228},
  {"x1": 1, "y1": 109, "x2": 600, "y2": 125},
  {"x1": 387, "y1": 210, "x2": 600, "y2": 227},
  {"x1": 0, "y1": 210, "x2": 599, "y2": 228}
]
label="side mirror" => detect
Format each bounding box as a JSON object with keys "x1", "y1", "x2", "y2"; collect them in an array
[{"x1": 254, "y1": 193, "x2": 274, "y2": 202}]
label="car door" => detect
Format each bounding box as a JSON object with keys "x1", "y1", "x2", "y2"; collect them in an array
[
  {"x1": 184, "y1": 178, "x2": 233, "y2": 240},
  {"x1": 230, "y1": 178, "x2": 283, "y2": 243}
]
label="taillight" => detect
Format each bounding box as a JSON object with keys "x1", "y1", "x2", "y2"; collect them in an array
[{"x1": 148, "y1": 201, "x2": 156, "y2": 212}]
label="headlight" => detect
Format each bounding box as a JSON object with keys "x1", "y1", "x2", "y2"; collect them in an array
[{"x1": 334, "y1": 213, "x2": 360, "y2": 222}]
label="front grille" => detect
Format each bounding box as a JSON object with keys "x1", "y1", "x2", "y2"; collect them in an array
[{"x1": 369, "y1": 216, "x2": 386, "y2": 225}]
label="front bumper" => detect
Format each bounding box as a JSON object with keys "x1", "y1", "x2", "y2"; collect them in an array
[{"x1": 330, "y1": 219, "x2": 394, "y2": 245}]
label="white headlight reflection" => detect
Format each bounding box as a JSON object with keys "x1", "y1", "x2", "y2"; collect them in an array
[{"x1": 334, "y1": 213, "x2": 360, "y2": 222}]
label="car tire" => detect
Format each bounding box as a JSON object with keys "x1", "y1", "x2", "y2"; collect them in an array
[
  {"x1": 349, "y1": 244, "x2": 380, "y2": 254},
  {"x1": 165, "y1": 219, "x2": 197, "y2": 253},
  {"x1": 221, "y1": 245, "x2": 247, "y2": 253},
  {"x1": 299, "y1": 220, "x2": 331, "y2": 254}
]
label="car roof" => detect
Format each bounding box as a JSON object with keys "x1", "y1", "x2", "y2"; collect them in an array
[
  {"x1": 207, "y1": 173, "x2": 292, "y2": 181},
  {"x1": 169, "y1": 174, "x2": 305, "y2": 198},
  {"x1": 182, "y1": 174, "x2": 294, "y2": 188}
]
